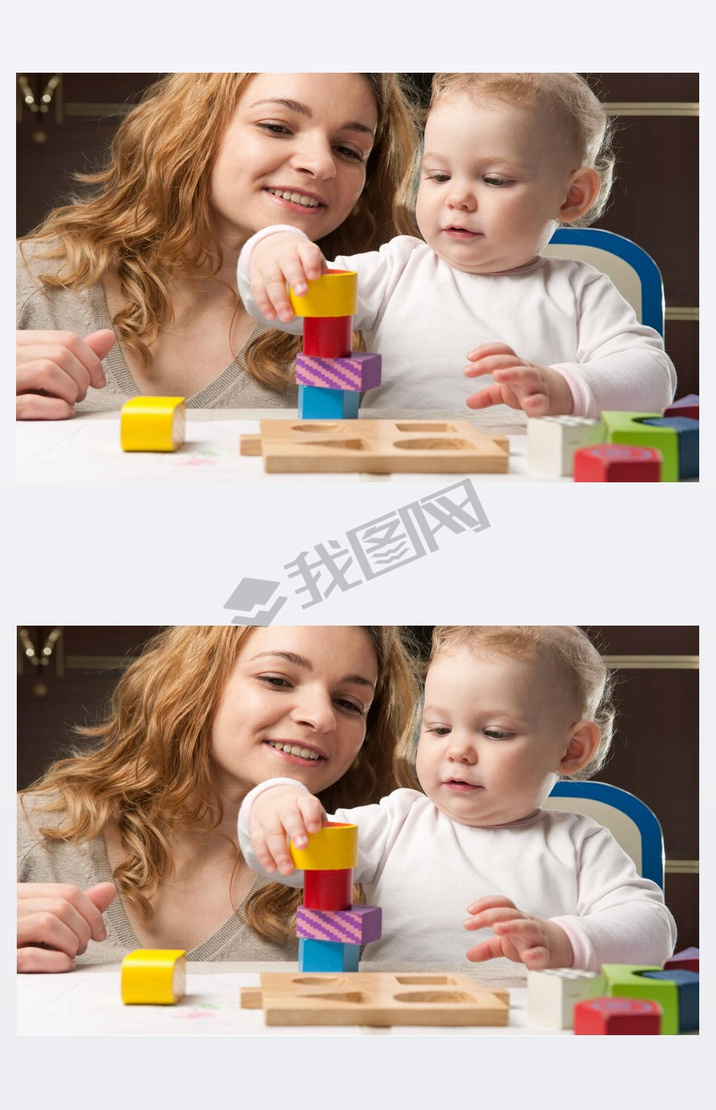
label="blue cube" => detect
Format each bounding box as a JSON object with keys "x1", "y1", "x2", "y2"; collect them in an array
[{"x1": 298, "y1": 385, "x2": 360, "y2": 420}]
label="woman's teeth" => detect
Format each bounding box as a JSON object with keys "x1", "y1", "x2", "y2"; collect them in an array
[
  {"x1": 266, "y1": 188, "x2": 320, "y2": 208},
  {"x1": 267, "y1": 740, "x2": 321, "y2": 760}
]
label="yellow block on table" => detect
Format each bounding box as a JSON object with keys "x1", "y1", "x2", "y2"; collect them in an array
[
  {"x1": 121, "y1": 949, "x2": 187, "y2": 1004},
  {"x1": 120, "y1": 397, "x2": 186, "y2": 452}
]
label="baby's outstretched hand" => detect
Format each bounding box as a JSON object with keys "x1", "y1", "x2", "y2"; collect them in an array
[
  {"x1": 250, "y1": 786, "x2": 327, "y2": 876},
  {"x1": 464, "y1": 895, "x2": 573, "y2": 970},
  {"x1": 249, "y1": 233, "x2": 327, "y2": 323},
  {"x1": 464, "y1": 342, "x2": 574, "y2": 417}
]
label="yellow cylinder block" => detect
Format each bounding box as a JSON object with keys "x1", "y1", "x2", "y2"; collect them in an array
[
  {"x1": 289, "y1": 822, "x2": 358, "y2": 870},
  {"x1": 289, "y1": 269, "x2": 358, "y2": 318},
  {"x1": 121, "y1": 949, "x2": 187, "y2": 1004},
  {"x1": 120, "y1": 397, "x2": 186, "y2": 452}
]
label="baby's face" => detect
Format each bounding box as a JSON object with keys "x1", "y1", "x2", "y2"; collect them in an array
[
  {"x1": 415, "y1": 94, "x2": 578, "y2": 274},
  {"x1": 416, "y1": 647, "x2": 581, "y2": 826}
]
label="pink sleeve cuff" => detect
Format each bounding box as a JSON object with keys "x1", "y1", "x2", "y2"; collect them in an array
[{"x1": 551, "y1": 364, "x2": 589, "y2": 418}]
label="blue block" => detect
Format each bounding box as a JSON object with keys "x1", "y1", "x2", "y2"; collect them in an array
[
  {"x1": 298, "y1": 385, "x2": 360, "y2": 420},
  {"x1": 298, "y1": 937, "x2": 360, "y2": 973},
  {"x1": 642, "y1": 417, "x2": 699, "y2": 480},
  {"x1": 642, "y1": 969, "x2": 699, "y2": 1032}
]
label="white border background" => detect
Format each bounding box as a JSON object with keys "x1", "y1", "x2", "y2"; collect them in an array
[{"x1": 5, "y1": 7, "x2": 711, "y2": 1100}]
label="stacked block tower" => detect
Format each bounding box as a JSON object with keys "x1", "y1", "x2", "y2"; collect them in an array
[
  {"x1": 290, "y1": 822, "x2": 382, "y2": 972},
  {"x1": 289, "y1": 269, "x2": 382, "y2": 419}
]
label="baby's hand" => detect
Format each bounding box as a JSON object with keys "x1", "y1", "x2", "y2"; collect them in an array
[
  {"x1": 249, "y1": 233, "x2": 327, "y2": 323},
  {"x1": 250, "y1": 786, "x2": 327, "y2": 876},
  {"x1": 464, "y1": 895, "x2": 574, "y2": 970},
  {"x1": 464, "y1": 342, "x2": 574, "y2": 417}
]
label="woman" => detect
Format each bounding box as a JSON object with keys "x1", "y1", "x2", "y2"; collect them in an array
[
  {"x1": 17, "y1": 625, "x2": 420, "y2": 971},
  {"x1": 16, "y1": 73, "x2": 419, "y2": 419}
]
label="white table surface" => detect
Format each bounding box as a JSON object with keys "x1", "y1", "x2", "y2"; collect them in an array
[
  {"x1": 17, "y1": 960, "x2": 569, "y2": 1037},
  {"x1": 16, "y1": 408, "x2": 569, "y2": 485}
]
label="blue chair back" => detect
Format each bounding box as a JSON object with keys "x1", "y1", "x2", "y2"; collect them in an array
[
  {"x1": 545, "y1": 227, "x2": 665, "y2": 336},
  {"x1": 544, "y1": 780, "x2": 665, "y2": 889}
]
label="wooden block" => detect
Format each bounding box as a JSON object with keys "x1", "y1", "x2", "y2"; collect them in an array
[
  {"x1": 573, "y1": 443, "x2": 662, "y2": 482},
  {"x1": 574, "y1": 997, "x2": 662, "y2": 1035},
  {"x1": 527, "y1": 416, "x2": 605, "y2": 476},
  {"x1": 289, "y1": 269, "x2": 358, "y2": 318},
  {"x1": 664, "y1": 394, "x2": 699, "y2": 421},
  {"x1": 241, "y1": 419, "x2": 510, "y2": 475},
  {"x1": 641, "y1": 416, "x2": 699, "y2": 479},
  {"x1": 296, "y1": 352, "x2": 382, "y2": 392},
  {"x1": 303, "y1": 316, "x2": 352, "y2": 358},
  {"x1": 298, "y1": 385, "x2": 360, "y2": 420},
  {"x1": 296, "y1": 905, "x2": 382, "y2": 944},
  {"x1": 642, "y1": 970, "x2": 699, "y2": 1032},
  {"x1": 121, "y1": 949, "x2": 186, "y2": 1005},
  {"x1": 527, "y1": 968, "x2": 605, "y2": 1029},
  {"x1": 240, "y1": 987, "x2": 263, "y2": 1008},
  {"x1": 303, "y1": 868, "x2": 353, "y2": 910},
  {"x1": 601, "y1": 411, "x2": 680, "y2": 481},
  {"x1": 663, "y1": 947, "x2": 699, "y2": 974},
  {"x1": 298, "y1": 938, "x2": 360, "y2": 973},
  {"x1": 602, "y1": 963, "x2": 680, "y2": 1034},
  {"x1": 120, "y1": 397, "x2": 186, "y2": 452},
  {"x1": 245, "y1": 971, "x2": 510, "y2": 1027},
  {"x1": 290, "y1": 822, "x2": 358, "y2": 871}
]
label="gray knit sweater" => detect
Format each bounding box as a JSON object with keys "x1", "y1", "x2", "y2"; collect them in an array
[
  {"x1": 17, "y1": 794, "x2": 298, "y2": 964},
  {"x1": 16, "y1": 240, "x2": 297, "y2": 412}
]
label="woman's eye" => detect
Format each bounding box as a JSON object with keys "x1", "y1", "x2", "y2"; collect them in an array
[
  {"x1": 337, "y1": 699, "x2": 363, "y2": 714},
  {"x1": 259, "y1": 675, "x2": 291, "y2": 688},
  {"x1": 335, "y1": 146, "x2": 364, "y2": 162},
  {"x1": 258, "y1": 122, "x2": 291, "y2": 136}
]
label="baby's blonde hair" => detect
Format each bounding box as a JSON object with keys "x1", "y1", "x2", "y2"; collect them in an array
[
  {"x1": 430, "y1": 626, "x2": 615, "y2": 779},
  {"x1": 430, "y1": 73, "x2": 615, "y2": 226}
]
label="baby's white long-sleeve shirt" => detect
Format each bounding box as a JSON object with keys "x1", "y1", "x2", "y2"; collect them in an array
[
  {"x1": 237, "y1": 228, "x2": 676, "y2": 417},
  {"x1": 238, "y1": 782, "x2": 676, "y2": 970}
]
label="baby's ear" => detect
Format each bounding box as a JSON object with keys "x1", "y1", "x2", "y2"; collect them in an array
[
  {"x1": 559, "y1": 720, "x2": 601, "y2": 776},
  {"x1": 559, "y1": 167, "x2": 601, "y2": 224}
]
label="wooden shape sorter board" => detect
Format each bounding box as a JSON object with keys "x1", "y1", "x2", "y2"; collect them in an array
[
  {"x1": 240, "y1": 420, "x2": 510, "y2": 474},
  {"x1": 240, "y1": 972, "x2": 510, "y2": 1027}
]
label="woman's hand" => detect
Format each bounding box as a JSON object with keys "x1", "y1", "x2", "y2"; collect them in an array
[
  {"x1": 16, "y1": 328, "x2": 116, "y2": 420},
  {"x1": 249, "y1": 234, "x2": 327, "y2": 323},
  {"x1": 250, "y1": 786, "x2": 328, "y2": 876},
  {"x1": 17, "y1": 881, "x2": 118, "y2": 972},
  {"x1": 464, "y1": 895, "x2": 574, "y2": 970},
  {"x1": 464, "y1": 342, "x2": 574, "y2": 417}
]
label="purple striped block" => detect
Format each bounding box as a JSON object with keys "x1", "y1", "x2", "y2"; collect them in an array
[
  {"x1": 296, "y1": 351, "x2": 382, "y2": 392},
  {"x1": 296, "y1": 905, "x2": 382, "y2": 944}
]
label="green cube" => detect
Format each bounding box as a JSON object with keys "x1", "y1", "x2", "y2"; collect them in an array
[
  {"x1": 600, "y1": 412, "x2": 678, "y2": 482},
  {"x1": 602, "y1": 964, "x2": 679, "y2": 1035}
]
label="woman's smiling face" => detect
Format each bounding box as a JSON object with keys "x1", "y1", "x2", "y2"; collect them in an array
[
  {"x1": 210, "y1": 625, "x2": 379, "y2": 801},
  {"x1": 210, "y1": 73, "x2": 378, "y2": 250}
]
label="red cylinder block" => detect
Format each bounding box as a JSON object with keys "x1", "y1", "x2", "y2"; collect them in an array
[
  {"x1": 303, "y1": 316, "x2": 353, "y2": 358},
  {"x1": 302, "y1": 868, "x2": 353, "y2": 910}
]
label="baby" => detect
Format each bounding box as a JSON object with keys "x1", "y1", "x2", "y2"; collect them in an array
[
  {"x1": 237, "y1": 73, "x2": 676, "y2": 420},
  {"x1": 238, "y1": 626, "x2": 676, "y2": 970}
]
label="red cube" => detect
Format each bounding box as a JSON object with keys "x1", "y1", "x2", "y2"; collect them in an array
[
  {"x1": 573, "y1": 444, "x2": 662, "y2": 482},
  {"x1": 574, "y1": 997, "x2": 662, "y2": 1035}
]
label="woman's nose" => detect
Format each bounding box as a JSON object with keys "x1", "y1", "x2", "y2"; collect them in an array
[
  {"x1": 290, "y1": 689, "x2": 337, "y2": 731},
  {"x1": 290, "y1": 135, "x2": 337, "y2": 180}
]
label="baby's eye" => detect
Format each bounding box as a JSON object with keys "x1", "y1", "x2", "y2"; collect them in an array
[
  {"x1": 484, "y1": 728, "x2": 514, "y2": 740},
  {"x1": 425, "y1": 725, "x2": 451, "y2": 736},
  {"x1": 483, "y1": 176, "x2": 514, "y2": 187},
  {"x1": 427, "y1": 173, "x2": 451, "y2": 183}
]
